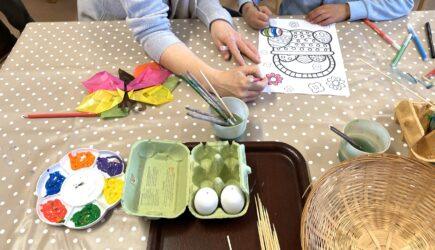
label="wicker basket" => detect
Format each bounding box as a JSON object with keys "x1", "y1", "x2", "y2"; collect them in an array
[{"x1": 301, "y1": 154, "x2": 434, "y2": 249}]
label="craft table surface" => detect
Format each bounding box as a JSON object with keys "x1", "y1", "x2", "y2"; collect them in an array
[{"x1": 0, "y1": 12, "x2": 433, "y2": 249}]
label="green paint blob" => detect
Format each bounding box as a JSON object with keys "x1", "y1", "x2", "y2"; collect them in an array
[{"x1": 70, "y1": 204, "x2": 101, "y2": 227}]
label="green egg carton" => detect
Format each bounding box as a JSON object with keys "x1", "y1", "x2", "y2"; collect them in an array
[{"x1": 121, "y1": 140, "x2": 251, "y2": 219}]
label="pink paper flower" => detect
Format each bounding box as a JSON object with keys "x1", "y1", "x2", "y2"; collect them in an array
[
  {"x1": 266, "y1": 73, "x2": 283, "y2": 85},
  {"x1": 82, "y1": 71, "x2": 124, "y2": 93},
  {"x1": 127, "y1": 66, "x2": 170, "y2": 91}
]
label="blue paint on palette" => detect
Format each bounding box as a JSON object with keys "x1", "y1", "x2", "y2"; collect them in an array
[{"x1": 45, "y1": 171, "x2": 66, "y2": 196}]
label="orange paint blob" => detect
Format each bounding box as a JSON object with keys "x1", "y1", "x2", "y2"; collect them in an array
[{"x1": 69, "y1": 151, "x2": 95, "y2": 170}]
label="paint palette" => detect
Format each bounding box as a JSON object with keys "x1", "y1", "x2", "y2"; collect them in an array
[{"x1": 35, "y1": 148, "x2": 125, "y2": 229}]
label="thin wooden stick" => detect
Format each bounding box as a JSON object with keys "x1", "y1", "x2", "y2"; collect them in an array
[
  {"x1": 199, "y1": 70, "x2": 236, "y2": 122},
  {"x1": 358, "y1": 58, "x2": 434, "y2": 106},
  {"x1": 273, "y1": 225, "x2": 281, "y2": 250},
  {"x1": 255, "y1": 194, "x2": 281, "y2": 250},
  {"x1": 23, "y1": 112, "x2": 97, "y2": 119},
  {"x1": 226, "y1": 235, "x2": 232, "y2": 250}
]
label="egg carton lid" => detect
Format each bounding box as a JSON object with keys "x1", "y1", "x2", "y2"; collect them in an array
[{"x1": 121, "y1": 140, "x2": 251, "y2": 219}]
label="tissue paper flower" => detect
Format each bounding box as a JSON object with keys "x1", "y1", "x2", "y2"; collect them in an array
[
  {"x1": 82, "y1": 71, "x2": 124, "y2": 93},
  {"x1": 128, "y1": 85, "x2": 173, "y2": 106},
  {"x1": 76, "y1": 63, "x2": 178, "y2": 116},
  {"x1": 128, "y1": 62, "x2": 172, "y2": 91},
  {"x1": 76, "y1": 89, "x2": 125, "y2": 114}
]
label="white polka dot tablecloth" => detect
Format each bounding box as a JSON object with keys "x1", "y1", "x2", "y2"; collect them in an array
[{"x1": 0, "y1": 13, "x2": 434, "y2": 249}]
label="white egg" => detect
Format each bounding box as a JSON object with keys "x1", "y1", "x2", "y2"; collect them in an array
[
  {"x1": 220, "y1": 185, "x2": 245, "y2": 214},
  {"x1": 194, "y1": 187, "x2": 218, "y2": 215}
]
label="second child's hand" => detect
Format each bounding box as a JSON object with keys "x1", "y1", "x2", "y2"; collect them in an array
[
  {"x1": 306, "y1": 4, "x2": 350, "y2": 26},
  {"x1": 241, "y1": 2, "x2": 272, "y2": 30}
]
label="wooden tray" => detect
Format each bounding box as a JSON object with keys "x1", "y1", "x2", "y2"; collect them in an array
[{"x1": 147, "y1": 141, "x2": 310, "y2": 250}]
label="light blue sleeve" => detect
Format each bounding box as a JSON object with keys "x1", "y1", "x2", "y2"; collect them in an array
[
  {"x1": 120, "y1": 0, "x2": 182, "y2": 62},
  {"x1": 238, "y1": 0, "x2": 252, "y2": 12},
  {"x1": 196, "y1": 0, "x2": 233, "y2": 29},
  {"x1": 348, "y1": 0, "x2": 414, "y2": 21}
]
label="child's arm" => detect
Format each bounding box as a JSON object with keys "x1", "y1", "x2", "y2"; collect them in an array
[
  {"x1": 160, "y1": 43, "x2": 267, "y2": 102},
  {"x1": 308, "y1": 0, "x2": 414, "y2": 26},
  {"x1": 120, "y1": 0, "x2": 267, "y2": 101}
]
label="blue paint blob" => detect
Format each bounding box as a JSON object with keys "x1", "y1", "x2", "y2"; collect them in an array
[
  {"x1": 97, "y1": 156, "x2": 123, "y2": 176},
  {"x1": 45, "y1": 171, "x2": 66, "y2": 196}
]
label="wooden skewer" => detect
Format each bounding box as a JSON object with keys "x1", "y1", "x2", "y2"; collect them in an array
[
  {"x1": 199, "y1": 70, "x2": 236, "y2": 122},
  {"x1": 255, "y1": 194, "x2": 281, "y2": 250},
  {"x1": 226, "y1": 235, "x2": 232, "y2": 250},
  {"x1": 358, "y1": 58, "x2": 434, "y2": 106},
  {"x1": 23, "y1": 112, "x2": 98, "y2": 119}
]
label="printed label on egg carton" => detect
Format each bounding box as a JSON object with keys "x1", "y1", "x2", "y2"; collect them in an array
[{"x1": 35, "y1": 148, "x2": 125, "y2": 229}]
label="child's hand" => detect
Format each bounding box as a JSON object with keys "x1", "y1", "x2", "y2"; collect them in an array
[
  {"x1": 241, "y1": 3, "x2": 272, "y2": 30},
  {"x1": 210, "y1": 20, "x2": 260, "y2": 65},
  {"x1": 306, "y1": 4, "x2": 350, "y2": 26},
  {"x1": 211, "y1": 65, "x2": 267, "y2": 102}
]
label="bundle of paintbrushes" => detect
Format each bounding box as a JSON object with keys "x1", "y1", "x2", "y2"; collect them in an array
[
  {"x1": 180, "y1": 71, "x2": 239, "y2": 126},
  {"x1": 255, "y1": 194, "x2": 281, "y2": 250}
]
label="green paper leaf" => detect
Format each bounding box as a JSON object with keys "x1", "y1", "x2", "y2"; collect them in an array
[
  {"x1": 163, "y1": 75, "x2": 181, "y2": 92},
  {"x1": 100, "y1": 105, "x2": 129, "y2": 119}
]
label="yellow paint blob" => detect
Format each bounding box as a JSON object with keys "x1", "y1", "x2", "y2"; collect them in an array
[{"x1": 103, "y1": 178, "x2": 124, "y2": 205}]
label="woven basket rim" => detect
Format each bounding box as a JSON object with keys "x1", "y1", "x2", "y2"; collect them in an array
[{"x1": 300, "y1": 153, "x2": 434, "y2": 249}]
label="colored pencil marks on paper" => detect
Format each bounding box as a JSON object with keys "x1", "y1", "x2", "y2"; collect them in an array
[{"x1": 258, "y1": 19, "x2": 349, "y2": 96}]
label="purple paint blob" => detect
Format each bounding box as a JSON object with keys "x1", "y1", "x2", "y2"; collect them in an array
[
  {"x1": 97, "y1": 156, "x2": 124, "y2": 176},
  {"x1": 45, "y1": 171, "x2": 66, "y2": 196}
]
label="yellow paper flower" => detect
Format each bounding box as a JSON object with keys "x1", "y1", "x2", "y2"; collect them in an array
[
  {"x1": 76, "y1": 89, "x2": 125, "y2": 114},
  {"x1": 128, "y1": 86, "x2": 173, "y2": 106}
]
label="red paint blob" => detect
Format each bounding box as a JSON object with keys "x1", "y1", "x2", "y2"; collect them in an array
[{"x1": 40, "y1": 199, "x2": 67, "y2": 223}]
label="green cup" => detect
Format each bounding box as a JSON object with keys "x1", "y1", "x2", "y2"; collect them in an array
[
  {"x1": 210, "y1": 97, "x2": 249, "y2": 140},
  {"x1": 338, "y1": 119, "x2": 391, "y2": 161}
]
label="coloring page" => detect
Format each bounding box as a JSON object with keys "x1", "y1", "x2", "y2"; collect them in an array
[{"x1": 258, "y1": 19, "x2": 349, "y2": 96}]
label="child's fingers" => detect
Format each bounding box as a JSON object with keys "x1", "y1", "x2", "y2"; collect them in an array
[
  {"x1": 311, "y1": 13, "x2": 330, "y2": 24},
  {"x1": 256, "y1": 12, "x2": 269, "y2": 22},
  {"x1": 247, "y1": 79, "x2": 267, "y2": 91},
  {"x1": 239, "y1": 65, "x2": 262, "y2": 77},
  {"x1": 259, "y1": 6, "x2": 272, "y2": 16},
  {"x1": 319, "y1": 17, "x2": 335, "y2": 26},
  {"x1": 215, "y1": 40, "x2": 231, "y2": 60},
  {"x1": 237, "y1": 39, "x2": 260, "y2": 64},
  {"x1": 306, "y1": 6, "x2": 326, "y2": 21},
  {"x1": 245, "y1": 40, "x2": 259, "y2": 59},
  {"x1": 251, "y1": 19, "x2": 269, "y2": 29},
  {"x1": 227, "y1": 39, "x2": 245, "y2": 65}
]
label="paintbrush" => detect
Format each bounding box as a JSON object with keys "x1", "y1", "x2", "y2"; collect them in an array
[
  {"x1": 199, "y1": 70, "x2": 237, "y2": 124},
  {"x1": 185, "y1": 106, "x2": 228, "y2": 121},
  {"x1": 182, "y1": 73, "x2": 235, "y2": 125},
  {"x1": 330, "y1": 126, "x2": 364, "y2": 151},
  {"x1": 186, "y1": 71, "x2": 231, "y2": 119},
  {"x1": 187, "y1": 111, "x2": 230, "y2": 126}
]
